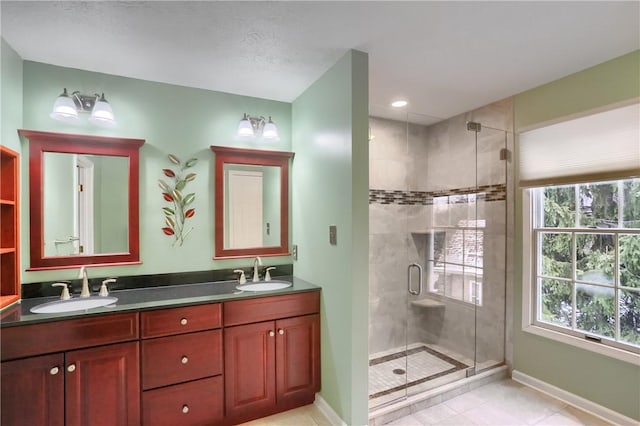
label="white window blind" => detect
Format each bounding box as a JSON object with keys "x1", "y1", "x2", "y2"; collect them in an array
[{"x1": 519, "y1": 102, "x2": 640, "y2": 187}]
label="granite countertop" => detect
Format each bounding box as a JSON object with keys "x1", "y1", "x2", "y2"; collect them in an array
[{"x1": 0, "y1": 276, "x2": 319, "y2": 327}]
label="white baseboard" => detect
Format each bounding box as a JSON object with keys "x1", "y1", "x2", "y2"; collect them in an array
[
  {"x1": 512, "y1": 370, "x2": 638, "y2": 426},
  {"x1": 315, "y1": 393, "x2": 347, "y2": 426}
]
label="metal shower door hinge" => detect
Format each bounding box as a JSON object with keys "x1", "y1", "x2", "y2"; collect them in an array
[
  {"x1": 466, "y1": 121, "x2": 482, "y2": 132},
  {"x1": 500, "y1": 148, "x2": 511, "y2": 161}
]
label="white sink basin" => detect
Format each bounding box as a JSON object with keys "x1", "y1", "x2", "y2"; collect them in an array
[
  {"x1": 30, "y1": 296, "x2": 118, "y2": 314},
  {"x1": 236, "y1": 280, "x2": 292, "y2": 292}
]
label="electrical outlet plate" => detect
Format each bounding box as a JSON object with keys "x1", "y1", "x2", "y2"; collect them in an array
[{"x1": 292, "y1": 244, "x2": 298, "y2": 260}]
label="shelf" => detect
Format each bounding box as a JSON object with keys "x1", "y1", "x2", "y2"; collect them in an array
[
  {"x1": 0, "y1": 295, "x2": 20, "y2": 310},
  {"x1": 1, "y1": 145, "x2": 20, "y2": 310},
  {"x1": 411, "y1": 298, "x2": 445, "y2": 309}
]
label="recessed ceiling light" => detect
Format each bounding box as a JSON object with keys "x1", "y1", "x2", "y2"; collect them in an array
[{"x1": 391, "y1": 100, "x2": 408, "y2": 108}]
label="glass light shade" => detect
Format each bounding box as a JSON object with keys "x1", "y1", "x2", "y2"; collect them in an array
[
  {"x1": 237, "y1": 115, "x2": 255, "y2": 138},
  {"x1": 50, "y1": 89, "x2": 79, "y2": 123},
  {"x1": 391, "y1": 100, "x2": 408, "y2": 108},
  {"x1": 88, "y1": 94, "x2": 116, "y2": 128},
  {"x1": 262, "y1": 118, "x2": 279, "y2": 141}
]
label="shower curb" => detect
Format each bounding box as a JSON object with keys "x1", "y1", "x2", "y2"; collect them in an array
[{"x1": 368, "y1": 365, "x2": 509, "y2": 426}]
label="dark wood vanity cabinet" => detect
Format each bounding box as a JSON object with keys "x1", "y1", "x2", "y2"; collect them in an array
[
  {"x1": 1, "y1": 289, "x2": 321, "y2": 426},
  {"x1": 0, "y1": 313, "x2": 140, "y2": 426},
  {"x1": 224, "y1": 292, "x2": 321, "y2": 424}
]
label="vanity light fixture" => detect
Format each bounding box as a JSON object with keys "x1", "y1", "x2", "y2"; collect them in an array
[
  {"x1": 391, "y1": 100, "x2": 408, "y2": 108},
  {"x1": 50, "y1": 88, "x2": 117, "y2": 128},
  {"x1": 237, "y1": 113, "x2": 279, "y2": 141}
]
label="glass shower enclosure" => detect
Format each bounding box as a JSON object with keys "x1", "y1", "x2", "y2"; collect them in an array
[{"x1": 368, "y1": 105, "x2": 509, "y2": 409}]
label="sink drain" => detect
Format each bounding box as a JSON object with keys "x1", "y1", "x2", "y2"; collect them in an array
[{"x1": 392, "y1": 368, "x2": 406, "y2": 375}]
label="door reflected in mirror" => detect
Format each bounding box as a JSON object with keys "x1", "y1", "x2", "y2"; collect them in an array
[
  {"x1": 43, "y1": 152, "x2": 129, "y2": 256},
  {"x1": 223, "y1": 164, "x2": 281, "y2": 249}
]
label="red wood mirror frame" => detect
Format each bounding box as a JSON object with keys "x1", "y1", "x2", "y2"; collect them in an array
[
  {"x1": 210, "y1": 145, "x2": 294, "y2": 259},
  {"x1": 19, "y1": 130, "x2": 144, "y2": 270}
]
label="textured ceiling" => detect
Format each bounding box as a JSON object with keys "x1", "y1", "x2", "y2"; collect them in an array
[{"x1": 2, "y1": 1, "x2": 639, "y2": 124}]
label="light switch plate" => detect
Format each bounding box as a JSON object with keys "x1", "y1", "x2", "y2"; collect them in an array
[{"x1": 329, "y1": 225, "x2": 337, "y2": 245}]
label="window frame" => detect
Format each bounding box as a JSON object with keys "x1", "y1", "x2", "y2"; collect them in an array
[{"x1": 522, "y1": 183, "x2": 640, "y2": 364}]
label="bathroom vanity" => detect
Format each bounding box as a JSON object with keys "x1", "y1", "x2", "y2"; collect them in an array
[{"x1": 0, "y1": 278, "x2": 320, "y2": 426}]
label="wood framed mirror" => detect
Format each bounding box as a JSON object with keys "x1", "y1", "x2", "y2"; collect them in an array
[
  {"x1": 19, "y1": 130, "x2": 144, "y2": 270},
  {"x1": 210, "y1": 145, "x2": 294, "y2": 259}
]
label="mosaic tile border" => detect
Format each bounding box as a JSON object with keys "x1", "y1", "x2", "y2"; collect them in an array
[
  {"x1": 368, "y1": 346, "x2": 468, "y2": 400},
  {"x1": 369, "y1": 184, "x2": 506, "y2": 205}
]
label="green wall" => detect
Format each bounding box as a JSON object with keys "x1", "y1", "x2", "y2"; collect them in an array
[
  {"x1": 10, "y1": 46, "x2": 369, "y2": 422},
  {"x1": 513, "y1": 50, "x2": 640, "y2": 420},
  {"x1": 263, "y1": 165, "x2": 280, "y2": 247},
  {"x1": 96, "y1": 155, "x2": 129, "y2": 253},
  {"x1": 20, "y1": 60, "x2": 292, "y2": 282},
  {"x1": 292, "y1": 50, "x2": 369, "y2": 425},
  {"x1": 1, "y1": 38, "x2": 23, "y2": 153}
]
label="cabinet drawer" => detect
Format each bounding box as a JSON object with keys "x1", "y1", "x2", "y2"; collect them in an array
[
  {"x1": 142, "y1": 330, "x2": 222, "y2": 390},
  {"x1": 141, "y1": 303, "x2": 221, "y2": 338},
  {"x1": 1, "y1": 312, "x2": 139, "y2": 361},
  {"x1": 143, "y1": 376, "x2": 223, "y2": 426},
  {"x1": 224, "y1": 291, "x2": 320, "y2": 327}
]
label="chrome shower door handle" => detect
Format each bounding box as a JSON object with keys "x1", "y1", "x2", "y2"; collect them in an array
[{"x1": 408, "y1": 263, "x2": 423, "y2": 295}]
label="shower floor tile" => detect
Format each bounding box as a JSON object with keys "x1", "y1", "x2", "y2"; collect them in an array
[{"x1": 369, "y1": 345, "x2": 468, "y2": 405}]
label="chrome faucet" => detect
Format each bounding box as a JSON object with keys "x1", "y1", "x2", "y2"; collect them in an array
[
  {"x1": 78, "y1": 266, "x2": 91, "y2": 298},
  {"x1": 252, "y1": 256, "x2": 262, "y2": 282}
]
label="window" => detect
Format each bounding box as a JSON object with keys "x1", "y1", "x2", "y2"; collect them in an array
[
  {"x1": 426, "y1": 195, "x2": 484, "y2": 306},
  {"x1": 519, "y1": 102, "x2": 640, "y2": 361},
  {"x1": 529, "y1": 179, "x2": 640, "y2": 353}
]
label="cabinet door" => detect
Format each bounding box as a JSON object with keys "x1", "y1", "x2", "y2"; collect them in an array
[
  {"x1": 276, "y1": 314, "x2": 321, "y2": 405},
  {"x1": 1, "y1": 353, "x2": 64, "y2": 426},
  {"x1": 65, "y1": 341, "x2": 140, "y2": 426},
  {"x1": 224, "y1": 321, "x2": 276, "y2": 418}
]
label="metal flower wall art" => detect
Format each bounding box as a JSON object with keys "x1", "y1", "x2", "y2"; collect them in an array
[{"x1": 159, "y1": 154, "x2": 197, "y2": 246}]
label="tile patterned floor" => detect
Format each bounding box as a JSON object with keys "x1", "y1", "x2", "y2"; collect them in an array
[
  {"x1": 369, "y1": 345, "x2": 468, "y2": 408},
  {"x1": 384, "y1": 379, "x2": 613, "y2": 426},
  {"x1": 239, "y1": 379, "x2": 613, "y2": 426},
  {"x1": 238, "y1": 404, "x2": 332, "y2": 426}
]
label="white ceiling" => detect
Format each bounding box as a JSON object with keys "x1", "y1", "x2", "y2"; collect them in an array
[{"x1": 2, "y1": 1, "x2": 638, "y2": 125}]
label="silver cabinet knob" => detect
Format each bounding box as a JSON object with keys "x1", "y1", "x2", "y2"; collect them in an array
[
  {"x1": 182, "y1": 405, "x2": 189, "y2": 414},
  {"x1": 67, "y1": 364, "x2": 76, "y2": 373},
  {"x1": 269, "y1": 330, "x2": 275, "y2": 337},
  {"x1": 181, "y1": 356, "x2": 188, "y2": 365},
  {"x1": 278, "y1": 329, "x2": 284, "y2": 335},
  {"x1": 50, "y1": 366, "x2": 59, "y2": 375},
  {"x1": 180, "y1": 318, "x2": 188, "y2": 326}
]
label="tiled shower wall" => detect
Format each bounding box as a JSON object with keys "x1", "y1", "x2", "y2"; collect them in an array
[{"x1": 368, "y1": 98, "x2": 514, "y2": 368}]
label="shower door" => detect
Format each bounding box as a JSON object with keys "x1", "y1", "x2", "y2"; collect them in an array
[
  {"x1": 404, "y1": 116, "x2": 483, "y2": 399},
  {"x1": 405, "y1": 121, "x2": 508, "y2": 401}
]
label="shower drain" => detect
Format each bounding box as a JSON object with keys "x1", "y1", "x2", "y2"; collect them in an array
[{"x1": 392, "y1": 368, "x2": 406, "y2": 375}]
